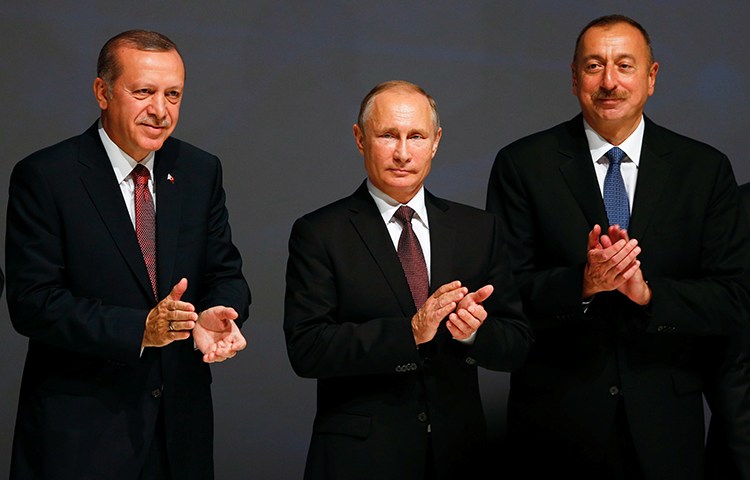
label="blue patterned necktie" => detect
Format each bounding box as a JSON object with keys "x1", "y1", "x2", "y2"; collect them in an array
[{"x1": 603, "y1": 147, "x2": 630, "y2": 230}]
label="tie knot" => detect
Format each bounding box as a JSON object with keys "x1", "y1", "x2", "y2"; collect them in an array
[
  {"x1": 394, "y1": 205, "x2": 416, "y2": 226},
  {"x1": 132, "y1": 164, "x2": 150, "y2": 187},
  {"x1": 605, "y1": 147, "x2": 625, "y2": 166}
]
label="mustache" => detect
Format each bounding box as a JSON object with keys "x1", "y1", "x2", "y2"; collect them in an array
[
  {"x1": 591, "y1": 89, "x2": 628, "y2": 101},
  {"x1": 138, "y1": 115, "x2": 171, "y2": 128}
]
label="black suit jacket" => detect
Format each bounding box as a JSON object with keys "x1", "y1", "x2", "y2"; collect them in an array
[
  {"x1": 704, "y1": 182, "x2": 750, "y2": 480},
  {"x1": 6, "y1": 123, "x2": 251, "y2": 480},
  {"x1": 284, "y1": 182, "x2": 533, "y2": 480},
  {"x1": 486, "y1": 114, "x2": 750, "y2": 479}
]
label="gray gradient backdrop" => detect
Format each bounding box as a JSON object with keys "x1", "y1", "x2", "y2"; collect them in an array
[{"x1": 2, "y1": 1, "x2": 749, "y2": 478}]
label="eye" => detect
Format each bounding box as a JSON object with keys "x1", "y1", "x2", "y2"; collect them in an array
[
  {"x1": 166, "y1": 90, "x2": 182, "y2": 103},
  {"x1": 132, "y1": 88, "x2": 152, "y2": 99},
  {"x1": 585, "y1": 62, "x2": 603, "y2": 72}
]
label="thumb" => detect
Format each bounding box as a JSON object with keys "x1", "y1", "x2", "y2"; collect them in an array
[
  {"x1": 169, "y1": 278, "x2": 188, "y2": 301},
  {"x1": 216, "y1": 306, "x2": 238, "y2": 321},
  {"x1": 472, "y1": 284, "x2": 494, "y2": 303}
]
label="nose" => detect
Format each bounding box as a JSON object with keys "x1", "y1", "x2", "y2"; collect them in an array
[
  {"x1": 393, "y1": 138, "x2": 411, "y2": 163},
  {"x1": 601, "y1": 64, "x2": 617, "y2": 90},
  {"x1": 147, "y1": 94, "x2": 167, "y2": 119}
]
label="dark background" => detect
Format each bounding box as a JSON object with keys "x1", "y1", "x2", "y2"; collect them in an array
[{"x1": 1, "y1": 1, "x2": 748, "y2": 478}]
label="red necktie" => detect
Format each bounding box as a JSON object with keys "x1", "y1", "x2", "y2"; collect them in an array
[
  {"x1": 394, "y1": 205, "x2": 429, "y2": 309},
  {"x1": 132, "y1": 164, "x2": 157, "y2": 298}
]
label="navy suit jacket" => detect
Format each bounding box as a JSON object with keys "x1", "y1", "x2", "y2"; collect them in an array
[
  {"x1": 487, "y1": 114, "x2": 750, "y2": 478},
  {"x1": 6, "y1": 122, "x2": 251, "y2": 480},
  {"x1": 284, "y1": 182, "x2": 533, "y2": 480}
]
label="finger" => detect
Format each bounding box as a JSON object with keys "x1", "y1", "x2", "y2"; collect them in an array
[
  {"x1": 432, "y1": 280, "x2": 463, "y2": 297},
  {"x1": 436, "y1": 286, "x2": 468, "y2": 306},
  {"x1": 447, "y1": 310, "x2": 480, "y2": 337},
  {"x1": 430, "y1": 301, "x2": 458, "y2": 324},
  {"x1": 588, "y1": 224, "x2": 602, "y2": 250},
  {"x1": 169, "y1": 330, "x2": 191, "y2": 342},
  {"x1": 608, "y1": 225, "x2": 630, "y2": 243},
  {"x1": 610, "y1": 241, "x2": 640, "y2": 267},
  {"x1": 230, "y1": 331, "x2": 247, "y2": 351},
  {"x1": 169, "y1": 319, "x2": 197, "y2": 332},
  {"x1": 171, "y1": 299, "x2": 196, "y2": 313},
  {"x1": 445, "y1": 319, "x2": 464, "y2": 338},
  {"x1": 170, "y1": 309, "x2": 199, "y2": 323}
]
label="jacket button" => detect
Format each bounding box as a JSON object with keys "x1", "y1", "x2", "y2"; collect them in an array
[
  {"x1": 417, "y1": 412, "x2": 428, "y2": 423},
  {"x1": 465, "y1": 356, "x2": 477, "y2": 366},
  {"x1": 151, "y1": 388, "x2": 162, "y2": 398},
  {"x1": 609, "y1": 386, "x2": 620, "y2": 396}
]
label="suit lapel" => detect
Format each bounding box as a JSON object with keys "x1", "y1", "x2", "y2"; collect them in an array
[
  {"x1": 628, "y1": 118, "x2": 673, "y2": 240},
  {"x1": 348, "y1": 182, "x2": 417, "y2": 316},
  {"x1": 153, "y1": 140, "x2": 181, "y2": 299},
  {"x1": 558, "y1": 116, "x2": 610, "y2": 228},
  {"x1": 77, "y1": 124, "x2": 156, "y2": 301},
  {"x1": 425, "y1": 191, "x2": 455, "y2": 292}
]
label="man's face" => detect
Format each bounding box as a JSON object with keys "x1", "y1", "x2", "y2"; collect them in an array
[
  {"x1": 572, "y1": 22, "x2": 658, "y2": 142},
  {"x1": 353, "y1": 89, "x2": 442, "y2": 204},
  {"x1": 94, "y1": 47, "x2": 184, "y2": 161}
]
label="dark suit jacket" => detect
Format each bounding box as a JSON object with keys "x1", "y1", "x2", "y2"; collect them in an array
[
  {"x1": 6, "y1": 123, "x2": 251, "y2": 480},
  {"x1": 704, "y1": 182, "x2": 750, "y2": 480},
  {"x1": 284, "y1": 182, "x2": 533, "y2": 480},
  {"x1": 486, "y1": 114, "x2": 750, "y2": 479}
]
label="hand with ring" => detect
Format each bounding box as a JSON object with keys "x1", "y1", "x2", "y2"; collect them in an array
[{"x1": 142, "y1": 278, "x2": 198, "y2": 348}]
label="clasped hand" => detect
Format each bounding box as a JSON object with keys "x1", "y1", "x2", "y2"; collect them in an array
[
  {"x1": 411, "y1": 281, "x2": 494, "y2": 345},
  {"x1": 583, "y1": 224, "x2": 651, "y2": 305},
  {"x1": 141, "y1": 278, "x2": 247, "y2": 362}
]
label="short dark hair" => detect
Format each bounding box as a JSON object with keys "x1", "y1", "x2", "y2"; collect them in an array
[
  {"x1": 97, "y1": 29, "x2": 181, "y2": 87},
  {"x1": 357, "y1": 80, "x2": 440, "y2": 135},
  {"x1": 573, "y1": 14, "x2": 654, "y2": 65}
]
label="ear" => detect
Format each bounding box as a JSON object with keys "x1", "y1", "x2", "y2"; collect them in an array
[
  {"x1": 571, "y1": 62, "x2": 579, "y2": 95},
  {"x1": 647, "y1": 61, "x2": 659, "y2": 96},
  {"x1": 93, "y1": 77, "x2": 109, "y2": 110},
  {"x1": 431, "y1": 127, "x2": 442, "y2": 157},
  {"x1": 352, "y1": 123, "x2": 365, "y2": 155}
]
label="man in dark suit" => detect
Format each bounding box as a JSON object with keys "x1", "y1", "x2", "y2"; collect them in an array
[
  {"x1": 6, "y1": 30, "x2": 251, "y2": 480},
  {"x1": 486, "y1": 14, "x2": 750, "y2": 479},
  {"x1": 704, "y1": 182, "x2": 750, "y2": 480},
  {"x1": 284, "y1": 80, "x2": 533, "y2": 480}
]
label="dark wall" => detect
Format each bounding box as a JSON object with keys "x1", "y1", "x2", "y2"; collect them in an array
[{"x1": 1, "y1": 2, "x2": 748, "y2": 478}]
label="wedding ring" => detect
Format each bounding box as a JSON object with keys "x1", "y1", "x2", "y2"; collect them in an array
[{"x1": 169, "y1": 322, "x2": 175, "y2": 332}]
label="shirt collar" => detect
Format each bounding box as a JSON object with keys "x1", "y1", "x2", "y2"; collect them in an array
[
  {"x1": 584, "y1": 115, "x2": 645, "y2": 167},
  {"x1": 98, "y1": 120, "x2": 156, "y2": 183},
  {"x1": 366, "y1": 180, "x2": 429, "y2": 230}
]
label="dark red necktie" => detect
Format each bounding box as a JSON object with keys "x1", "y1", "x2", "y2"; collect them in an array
[
  {"x1": 394, "y1": 205, "x2": 429, "y2": 308},
  {"x1": 132, "y1": 164, "x2": 157, "y2": 298}
]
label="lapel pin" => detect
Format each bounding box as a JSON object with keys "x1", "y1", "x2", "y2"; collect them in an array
[{"x1": 167, "y1": 173, "x2": 175, "y2": 184}]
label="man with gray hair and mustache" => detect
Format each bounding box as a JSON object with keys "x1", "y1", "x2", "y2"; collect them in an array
[{"x1": 6, "y1": 29, "x2": 250, "y2": 480}]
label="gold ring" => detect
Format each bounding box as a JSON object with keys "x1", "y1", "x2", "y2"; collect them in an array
[{"x1": 169, "y1": 322, "x2": 175, "y2": 331}]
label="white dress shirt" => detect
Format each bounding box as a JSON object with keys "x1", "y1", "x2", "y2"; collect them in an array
[{"x1": 584, "y1": 115, "x2": 645, "y2": 212}]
